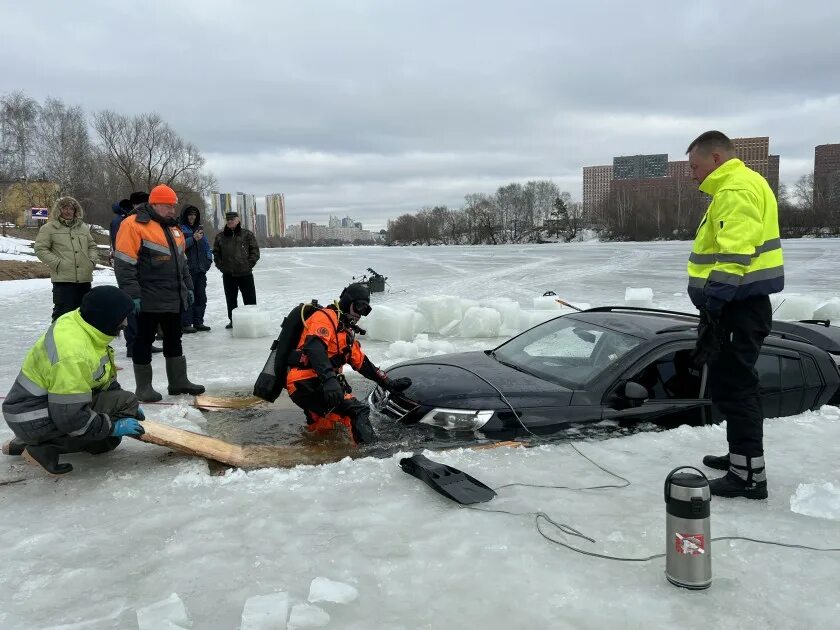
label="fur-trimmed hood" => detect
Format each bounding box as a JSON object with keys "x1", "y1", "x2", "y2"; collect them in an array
[{"x1": 50, "y1": 196, "x2": 85, "y2": 225}]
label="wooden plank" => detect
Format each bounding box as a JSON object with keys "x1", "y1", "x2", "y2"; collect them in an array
[
  {"x1": 139, "y1": 421, "x2": 529, "y2": 470},
  {"x1": 194, "y1": 394, "x2": 265, "y2": 410},
  {"x1": 139, "y1": 420, "x2": 359, "y2": 469},
  {"x1": 139, "y1": 420, "x2": 246, "y2": 467}
]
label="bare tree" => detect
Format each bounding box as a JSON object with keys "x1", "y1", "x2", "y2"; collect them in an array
[
  {"x1": 34, "y1": 98, "x2": 96, "y2": 198},
  {"x1": 93, "y1": 110, "x2": 210, "y2": 196},
  {"x1": 0, "y1": 91, "x2": 40, "y2": 178}
]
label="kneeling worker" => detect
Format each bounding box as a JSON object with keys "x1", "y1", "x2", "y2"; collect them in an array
[
  {"x1": 286, "y1": 283, "x2": 412, "y2": 444},
  {"x1": 2, "y1": 286, "x2": 146, "y2": 475}
]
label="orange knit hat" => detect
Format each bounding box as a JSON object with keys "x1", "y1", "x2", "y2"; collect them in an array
[{"x1": 148, "y1": 184, "x2": 178, "y2": 205}]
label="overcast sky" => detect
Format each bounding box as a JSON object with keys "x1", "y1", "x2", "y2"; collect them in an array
[{"x1": 2, "y1": 1, "x2": 838, "y2": 230}]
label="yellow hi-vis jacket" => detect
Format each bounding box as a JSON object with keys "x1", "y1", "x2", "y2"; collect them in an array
[
  {"x1": 687, "y1": 158, "x2": 784, "y2": 311},
  {"x1": 1, "y1": 310, "x2": 117, "y2": 443}
]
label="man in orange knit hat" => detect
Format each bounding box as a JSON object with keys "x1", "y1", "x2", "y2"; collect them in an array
[{"x1": 114, "y1": 184, "x2": 205, "y2": 402}]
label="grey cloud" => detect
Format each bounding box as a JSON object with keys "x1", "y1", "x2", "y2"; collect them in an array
[{"x1": 2, "y1": 0, "x2": 838, "y2": 228}]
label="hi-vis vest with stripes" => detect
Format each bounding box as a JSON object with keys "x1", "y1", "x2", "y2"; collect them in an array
[
  {"x1": 1, "y1": 310, "x2": 116, "y2": 442},
  {"x1": 687, "y1": 158, "x2": 784, "y2": 309}
]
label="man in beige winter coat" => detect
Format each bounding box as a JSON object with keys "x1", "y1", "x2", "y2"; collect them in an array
[{"x1": 34, "y1": 196, "x2": 101, "y2": 321}]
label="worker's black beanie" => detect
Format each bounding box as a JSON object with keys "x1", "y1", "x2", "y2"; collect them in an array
[{"x1": 80, "y1": 286, "x2": 135, "y2": 336}]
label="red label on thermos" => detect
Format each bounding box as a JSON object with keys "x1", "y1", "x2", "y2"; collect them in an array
[{"x1": 675, "y1": 533, "x2": 705, "y2": 556}]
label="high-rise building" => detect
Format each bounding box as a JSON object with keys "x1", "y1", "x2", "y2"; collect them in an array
[
  {"x1": 730, "y1": 137, "x2": 778, "y2": 195},
  {"x1": 256, "y1": 214, "x2": 267, "y2": 239},
  {"x1": 767, "y1": 154, "x2": 780, "y2": 197},
  {"x1": 266, "y1": 193, "x2": 286, "y2": 237},
  {"x1": 235, "y1": 193, "x2": 257, "y2": 233},
  {"x1": 613, "y1": 154, "x2": 668, "y2": 179},
  {"x1": 209, "y1": 192, "x2": 233, "y2": 229},
  {"x1": 300, "y1": 220, "x2": 314, "y2": 241},
  {"x1": 582, "y1": 164, "x2": 613, "y2": 219},
  {"x1": 328, "y1": 215, "x2": 340, "y2": 228},
  {"x1": 814, "y1": 143, "x2": 840, "y2": 205},
  {"x1": 583, "y1": 136, "x2": 780, "y2": 220}
]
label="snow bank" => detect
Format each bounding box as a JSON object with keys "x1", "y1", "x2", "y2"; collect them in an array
[{"x1": 0, "y1": 235, "x2": 38, "y2": 261}]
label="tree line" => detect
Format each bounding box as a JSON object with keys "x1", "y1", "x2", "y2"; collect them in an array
[
  {"x1": 0, "y1": 90, "x2": 215, "y2": 229},
  {"x1": 387, "y1": 181, "x2": 586, "y2": 245},
  {"x1": 387, "y1": 169, "x2": 840, "y2": 245}
]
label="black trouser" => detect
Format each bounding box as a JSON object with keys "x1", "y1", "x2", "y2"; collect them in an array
[
  {"x1": 289, "y1": 377, "x2": 375, "y2": 443},
  {"x1": 182, "y1": 271, "x2": 208, "y2": 326},
  {"x1": 124, "y1": 309, "x2": 137, "y2": 351},
  {"x1": 41, "y1": 389, "x2": 140, "y2": 455},
  {"x1": 133, "y1": 311, "x2": 183, "y2": 364},
  {"x1": 222, "y1": 272, "x2": 256, "y2": 322},
  {"x1": 708, "y1": 295, "x2": 772, "y2": 458},
  {"x1": 51, "y1": 282, "x2": 91, "y2": 321}
]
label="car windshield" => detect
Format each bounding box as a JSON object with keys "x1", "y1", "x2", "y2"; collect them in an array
[{"x1": 491, "y1": 316, "x2": 644, "y2": 388}]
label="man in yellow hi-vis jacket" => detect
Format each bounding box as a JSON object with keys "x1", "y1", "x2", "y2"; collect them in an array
[
  {"x1": 686, "y1": 130, "x2": 784, "y2": 500},
  {"x1": 2, "y1": 286, "x2": 145, "y2": 475}
]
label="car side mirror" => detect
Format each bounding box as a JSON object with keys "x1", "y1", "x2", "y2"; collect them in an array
[{"x1": 624, "y1": 381, "x2": 649, "y2": 403}]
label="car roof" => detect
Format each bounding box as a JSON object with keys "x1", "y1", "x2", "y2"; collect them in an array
[{"x1": 566, "y1": 307, "x2": 699, "y2": 340}]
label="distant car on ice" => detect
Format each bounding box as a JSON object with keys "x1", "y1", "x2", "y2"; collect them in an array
[{"x1": 370, "y1": 307, "x2": 840, "y2": 437}]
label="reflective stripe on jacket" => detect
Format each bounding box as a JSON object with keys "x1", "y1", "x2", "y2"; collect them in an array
[
  {"x1": 687, "y1": 158, "x2": 784, "y2": 310},
  {"x1": 114, "y1": 203, "x2": 193, "y2": 312},
  {"x1": 286, "y1": 308, "x2": 366, "y2": 394},
  {"x1": 2, "y1": 310, "x2": 116, "y2": 443}
]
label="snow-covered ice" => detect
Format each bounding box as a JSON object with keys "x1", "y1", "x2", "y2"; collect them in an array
[
  {"x1": 790, "y1": 482, "x2": 840, "y2": 521},
  {"x1": 136, "y1": 593, "x2": 191, "y2": 629},
  {"x1": 240, "y1": 592, "x2": 290, "y2": 630},
  {"x1": 288, "y1": 603, "x2": 330, "y2": 628},
  {"x1": 307, "y1": 577, "x2": 359, "y2": 604},
  {"x1": 232, "y1": 304, "x2": 273, "y2": 338},
  {"x1": 625, "y1": 286, "x2": 654, "y2": 307},
  {"x1": 2, "y1": 239, "x2": 840, "y2": 628}
]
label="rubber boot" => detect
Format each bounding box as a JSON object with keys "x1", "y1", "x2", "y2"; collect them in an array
[
  {"x1": 134, "y1": 363, "x2": 163, "y2": 402},
  {"x1": 2, "y1": 437, "x2": 25, "y2": 456},
  {"x1": 166, "y1": 355, "x2": 206, "y2": 395},
  {"x1": 23, "y1": 445, "x2": 73, "y2": 475},
  {"x1": 709, "y1": 453, "x2": 768, "y2": 500},
  {"x1": 702, "y1": 453, "x2": 729, "y2": 471}
]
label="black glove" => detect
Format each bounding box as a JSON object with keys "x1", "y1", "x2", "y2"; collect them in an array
[
  {"x1": 691, "y1": 309, "x2": 724, "y2": 368},
  {"x1": 382, "y1": 376, "x2": 412, "y2": 392},
  {"x1": 322, "y1": 376, "x2": 344, "y2": 408}
]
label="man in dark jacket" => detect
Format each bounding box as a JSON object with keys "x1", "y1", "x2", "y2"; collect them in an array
[
  {"x1": 118, "y1": 192, "x2": 162, "y2": 358},
  {"x1": 115, "y1": 184, "x2": 205, "y2": 402},
  {"x1": 212, "y1": 211, "x2": 260, "y2": 329},
  {"x1": 109, "y1": 199, "x2": 132, "y2": 265},
  {"x1": 179, "y1": 205, "x2": 213, "y2": 333}
]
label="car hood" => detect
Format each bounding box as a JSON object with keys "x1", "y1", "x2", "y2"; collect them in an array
[{"x1": 386, "y1": 351, "x2": 573, "y2": 409}]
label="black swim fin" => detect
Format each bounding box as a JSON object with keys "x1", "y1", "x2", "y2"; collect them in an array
[{"x1": 399, "y1": 453, "x2": 496, "y2": 505}]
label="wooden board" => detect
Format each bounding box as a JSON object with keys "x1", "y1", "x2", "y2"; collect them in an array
[
  {"x1": 139, "y1": 420, "x2": 528, "y2": 470},
  {"x1": 139, "y1": 420, "x2": 360, "y2": 469},
  {"x1": 194, "y1": 394, "x2": 265, "y2": 410}
]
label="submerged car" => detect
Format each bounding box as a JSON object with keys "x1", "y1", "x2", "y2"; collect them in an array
[{"x1": 370, "y1": 307, "x2": 840, "y2": 437}]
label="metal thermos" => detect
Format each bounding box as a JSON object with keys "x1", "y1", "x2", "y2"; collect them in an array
[{"x1": 664, "y1": 466, "x2": 712, "y2": 589}]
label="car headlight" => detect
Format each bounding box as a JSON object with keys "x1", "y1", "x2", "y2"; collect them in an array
[{"x1": 418, "y1": 408, "x2": 494, "y2": 431}]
